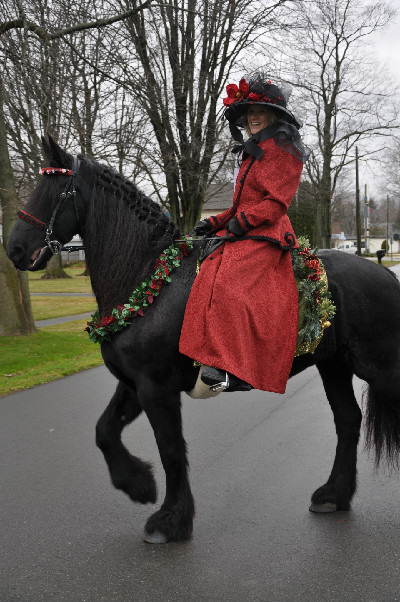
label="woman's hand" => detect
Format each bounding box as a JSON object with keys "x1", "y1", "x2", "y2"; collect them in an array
[
  {"x1": 227, "y1": 216, "x2": 246, "y2": 237},
  {"x1": 191, "y1": 218, "x2": 213, "y2": 236}
]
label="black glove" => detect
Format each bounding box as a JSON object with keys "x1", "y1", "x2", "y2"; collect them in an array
[
  {"x1": 191, "y1": 218, "x2": 213, "y2": 236},
  {"x1": 227, "y1": 216, "x2": 246, "y2": 237}
]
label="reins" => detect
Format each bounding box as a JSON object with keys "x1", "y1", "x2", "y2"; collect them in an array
[
  {"x1": 17, "y1": 156, "x2": 238, "y2": 257},
  {"x1": 17, "y1": 155, "x2": 84, "y2": 255}
]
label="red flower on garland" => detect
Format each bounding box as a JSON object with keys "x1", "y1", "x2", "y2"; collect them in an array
[
  {"x1": 155, "y1": 258, "x2": 169, "y2": 276},
  {"x1": 178, "y1": 241, "x2": 190, "y2": 255},
  {"x1": 305, "y1": 257, "x2": 321, "y2": 281},
  {"x1": 298, "y1": 248, "x2": 321, "y2": 282},
  {"x1": 151, "y1": 279, "x2": 161, "y2": 290},
  {"x1": 223, "y1": 78, "x2": 249, "y2": 106},
  {"x1": 100, "y1": 315, "x2": 117, "y2": 327}
]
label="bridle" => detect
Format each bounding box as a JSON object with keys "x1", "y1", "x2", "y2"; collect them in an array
[
  {"x1": 16, "y1": 156, "x2": 241, "y2": 260},
  {"x1": 17, "y1": 155, "x2": 83, "y2": 255}
]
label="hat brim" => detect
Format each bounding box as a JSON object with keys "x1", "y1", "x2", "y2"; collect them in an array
[{"x1": 224, "y1": 100, "x2": 301, "y2": 130}]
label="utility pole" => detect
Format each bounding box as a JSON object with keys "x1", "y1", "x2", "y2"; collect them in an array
[
  {"x1": 364, "y1": 184, "x2": 370, "y2": 253},
  {"x1": 355, "y1": 147, "x2": 361, "y2": 254},
  {"x1": 387, "y1": 195, "x2": 390, "y2": 257}
]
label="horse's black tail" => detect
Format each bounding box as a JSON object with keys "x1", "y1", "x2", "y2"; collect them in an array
[{"x1": 365, "y1": 384, "x2": 400, "y2": 467}]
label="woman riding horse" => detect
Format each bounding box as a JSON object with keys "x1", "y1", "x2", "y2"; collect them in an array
[
  {"x1": 180, "y1": 74, "x2": 309, "y2": 394},
  {"x1": 6, "y1": 114, "x2": 400, "y2": 543}
]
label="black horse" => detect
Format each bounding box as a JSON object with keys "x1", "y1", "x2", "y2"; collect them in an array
[{"x1": 7, "y1": 138, "x2": 400, "y2": 543}]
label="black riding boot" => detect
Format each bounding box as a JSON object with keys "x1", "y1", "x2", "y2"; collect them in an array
[{"x1": 201, "y1": 366, "x2": 253, "y2": 393}]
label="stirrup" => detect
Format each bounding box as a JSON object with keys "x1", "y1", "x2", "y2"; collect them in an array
[{"x1": 209, "y1": 372, "x2": 230, "y2": 392}]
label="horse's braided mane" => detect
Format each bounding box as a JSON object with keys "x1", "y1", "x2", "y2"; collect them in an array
[{"x1": 84, "y1": 159, "x2": 181, "y2": 315}]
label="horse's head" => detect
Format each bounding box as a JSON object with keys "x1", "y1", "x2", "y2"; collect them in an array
[{"x1": 7, "y1": 137, "x2": 89, "y2": 271}]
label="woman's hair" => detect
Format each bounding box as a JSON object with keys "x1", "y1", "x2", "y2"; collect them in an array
[{"x1": 244, "y1": 106, "x2": 279, "y2": 137}]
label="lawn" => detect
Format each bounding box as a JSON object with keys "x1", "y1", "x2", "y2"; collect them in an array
[
  {"x1": 31, "y1": 296, "x2": 97, "y2": 320},
  {"x1": 1, "y1": 263, "x2": 102, "y2": 397},
  {"x1": 377, "y1": 260, "x2": 399, "y2": 268},
  {"x1": 0, "y1": 320, "x2": 103, "y2": 397},
  {"x1": 28, "y1": 263, "x2": 93, "y2": 294}
]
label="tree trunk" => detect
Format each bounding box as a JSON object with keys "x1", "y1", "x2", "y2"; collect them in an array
[
  {"x1": 316, "y1": 192, "x2": 332, "y2": 250},
  {"x1": 315, "y1": 115, "x2": 333, "y2": 249},
  {"x1": 0, "y1": 77, "x2": 36, "y2": 336},
  {"x1": 0, "y1": 79, "x2": 19, "y2": 246},
  {"x1": 0, "y1": 244, "x2": 36, "y2": 336},
  {"x1": 41, "y1": 254, "x2": 71, "y2": 279}
]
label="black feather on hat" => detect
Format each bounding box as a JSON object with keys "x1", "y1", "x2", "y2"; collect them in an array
[{"x1": 223, "y1": 74, "x2": 301, "y2": 130}]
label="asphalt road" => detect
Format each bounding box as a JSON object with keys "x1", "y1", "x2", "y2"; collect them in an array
[{"x1": 1, "y1": 364, "x2": 400, "y2": 602}]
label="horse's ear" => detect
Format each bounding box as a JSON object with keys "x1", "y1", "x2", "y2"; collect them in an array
[{"x1": 44, "y1": 135, "x2": 71, "y2": 168}]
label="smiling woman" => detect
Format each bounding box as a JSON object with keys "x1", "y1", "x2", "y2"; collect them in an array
[
  {"x1": 181, "y1": 73, "x2": 310, "y2": 394},
  {"x1": 246, "y1": 105, "x2": 278, "y2": 135}
]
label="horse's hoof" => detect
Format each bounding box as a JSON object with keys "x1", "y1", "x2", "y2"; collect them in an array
[
  {"x1": 309, "y1": 502, "x2": 337, "y2": 513},
  {"x1": 143, "y1": 529, "x2": 168, "y2": 544}
]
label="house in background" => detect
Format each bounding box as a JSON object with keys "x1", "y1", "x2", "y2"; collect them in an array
[
  {"x1": 201, "y1": 182, "x2": 234, "y2": 220},
  {"x1": 60, "y1": 234, "x2": 85, "y2": 263},
  {"x1": 331, "y1": 232, "x2": 346, "y2": 246},
  {"x1": 331, "y1": 231, "x2": 400, "y2": 254}
]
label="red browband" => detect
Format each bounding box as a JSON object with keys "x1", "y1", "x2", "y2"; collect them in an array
[{"x1": 41, "y1": 167, "x2": 72, "y2": 176}]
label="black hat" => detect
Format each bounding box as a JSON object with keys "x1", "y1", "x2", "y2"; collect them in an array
[{"x1": 223, "y1": 74, "x2": 301, "y2": 130}]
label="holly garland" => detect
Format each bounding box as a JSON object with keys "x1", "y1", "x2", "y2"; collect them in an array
[
  {"x1": 85, "y1": 237, "x2": 194, "y2": 344},
  {"x1": 86, "y1": 234, "x2": 335, "y2": 352},
  {"x1": 291, "y1": 236, "x2": 336, "y2": 355}
]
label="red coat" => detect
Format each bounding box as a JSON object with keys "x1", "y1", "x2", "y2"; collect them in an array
[{"x1": 179, "y1": 137, "x2": 303, "y2": 393}]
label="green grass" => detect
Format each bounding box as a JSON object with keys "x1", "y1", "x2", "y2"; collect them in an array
[
  {"x1": 31, "y1": 296, "x2": 97, "y2": 320},
  {"x1": 28, "y1": 264, "x2": 93, "y2": 294},
  {"x1": 371, "y1": 260, "x2": 399, "y2": 267},
  {"x1": 1, "y1": 263, "x2": 102, "y2": 397},
  {"x1": 0, "y1": 320, "x2": 103, "y2": 397}
]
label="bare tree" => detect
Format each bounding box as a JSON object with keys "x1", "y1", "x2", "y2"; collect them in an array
[
  {"x1": 0, "y1": 0, "x2": 153, "y2": 334},
  {"x1": 0, "y1": 83, "x2": 36, "y2": 334},
  {"x1": 281, "y1": 0, "x2": 398, "y2": 248},
  {"x1": 103, "y1": 0, "x2": 289, "y2": 231},
  {"x1": 287, "y1": 180, "x2": 317, "y2": 245},
  {"x1": 386, "y1": 137, "x2": 400, "y2": 197}
]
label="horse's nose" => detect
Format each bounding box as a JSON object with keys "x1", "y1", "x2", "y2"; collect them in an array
[{"x1": 6, "y1": 243, "x2": 26, "y2": 267}]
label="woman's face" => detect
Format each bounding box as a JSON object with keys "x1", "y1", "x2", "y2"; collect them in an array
[{"x1": 247, "y1": 105, "x2": 271, "y2": 135}]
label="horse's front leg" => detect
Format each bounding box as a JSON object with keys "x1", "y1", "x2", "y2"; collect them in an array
[
  {"x1": 138, "y1": 382, "x2": 195, "y2": 543},
  {"x1": 310, "y1": 358, "x2": 362, "y2": 512},
  {"x1": 96, "y1": 380, "x2": 157, "y2": 504}
]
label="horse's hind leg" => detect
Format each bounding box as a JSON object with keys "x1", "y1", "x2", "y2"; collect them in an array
[
  {"x1": 310, "y1": 358, "x2": 362, "y2": 512},
  {"x1": 96, "y1": 381, "x2": 157, "y2": 504},
  {"x1": 139, "y1": 383, "x2": 195, "y2": 543}
]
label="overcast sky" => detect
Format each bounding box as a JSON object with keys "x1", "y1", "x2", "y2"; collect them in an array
[
  {"x1": 372, "y1": 0, "x2": 400, "y2": 84},
  {"x1": 355, "y1": 0, "x2": 400, "y2": 198}
]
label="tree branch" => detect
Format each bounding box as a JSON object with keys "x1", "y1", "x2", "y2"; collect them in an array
[{"x1": 0, "y1": 1, "x2": 154, "y2": 39}]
